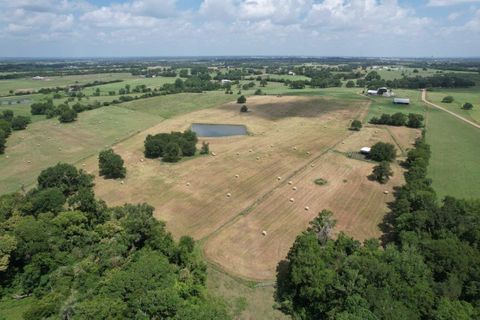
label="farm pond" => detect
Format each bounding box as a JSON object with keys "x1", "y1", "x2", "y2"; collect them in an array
[{"x1": 191, "y1": 123, "x2": 248, "y2": 137}]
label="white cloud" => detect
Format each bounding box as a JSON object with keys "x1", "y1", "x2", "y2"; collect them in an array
[{"x1": 427, "y1": 0, "x2": 480, "y2": 7}]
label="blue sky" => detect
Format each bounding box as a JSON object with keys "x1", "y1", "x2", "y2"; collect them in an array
[{"x1": 0, "y1": 0, "x2": 479, "y2": 57}]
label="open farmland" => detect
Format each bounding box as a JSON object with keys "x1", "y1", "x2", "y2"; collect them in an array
[
  {"x1": 0, "y1": 106, "x2": 163, "y2": 194},
  {"x1": 84, "y1": 94, "x2": 419, "y2": 281},
  {"x1": 426, "y1": 88, "x2": 480, "y2": 124}
]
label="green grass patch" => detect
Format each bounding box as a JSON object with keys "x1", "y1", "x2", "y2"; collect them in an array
[
  {"x1": 0, "y1": 297, "x2": 34, "y2": 320},
  {"x1": 426, "y1": 88, "x2": 480, "y2": 124},
  {"x1": 367, "y1": 89, "x2": 426, "y2": 121}
]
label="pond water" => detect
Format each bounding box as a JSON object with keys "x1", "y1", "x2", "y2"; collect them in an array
[
  {"x1": 0, "y1": 99, "x2": 31, "y2": 105},
  {"x1": 191, "y1": 123, "x2": 247, "y2": 137}
]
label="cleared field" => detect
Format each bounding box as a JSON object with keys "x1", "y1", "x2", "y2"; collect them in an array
[
  {"x1": 0, "y1": 73, "x2": 134, "y2": 96},
  {"x1": 81, "y1": 76, "x2": 177, "y2": 95},
  {"x1": 0, "y1": 103, "x2": 45, "y2": 123},
  {"x1": 0, "y1": 106, "x2": 162, "y2": 194},
  {"x1": 426, "y1": 105, "x2": 480, "y2": 199},
  {"x1": 426, "y1": 89, "x2": 480, "y2": 124},
  {"x1": 119, "y1": 91, "x2": 237, "y2": 118}
]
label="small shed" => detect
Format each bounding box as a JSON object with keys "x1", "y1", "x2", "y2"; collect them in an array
[
  {"x1": 360, "y1": 147, "x2": 371, "y2": 154},
  {"x1": 393, "y1": 98, "x2": 410, "y2": 105},
  {"x1": 221, "y1": 79, "x2": 232, "y2": 85},
  {"x1": 367, "y1": 90, "x2": 378, "y2": 95}
]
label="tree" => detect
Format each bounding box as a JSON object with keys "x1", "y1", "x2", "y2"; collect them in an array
[
  {"x1": 58, "y1": 107, "x2": 77, "y2": 123},
  {"x1": 407, "y1": 113, "x2": 424, "y2": 128},
  {"x1": 308, "y1": 210, "x2": 336, "y2": 245},
  {"x1": 346, "y1": 80, "x2": 355, "y2": 88},
  {"x1": 240, "y1": 105, "x2": 248, "y2": 113},
  {"x1": 1, "y1": 110, "x2": 14, "y2": 122},
  {"x1": 98, "y1": 149, "x2": 126, "y2": 179},
  {"x1": 442, "y1": 96, "x2": 454, "y2": 103},
  {"x1": 350, "y1": 119, "x2": 362, "y2": 131},
  {"x1": 260, "y1": 79, "x2": 268, "y2": 87},
  {"x1": 200, "y1": 141, "x2": 209, "y2": 155},
  {"x1": 0, "y1": 119, "x2": 12, "y2": 137},
  {"x1": 11, "y1": 116, "x2": 31, "y2": 130},
  {"x1": 0, "y1": 129, "x2": 6, "y2": 154},
  {"x1": 37, "y1": 163, "x2": 93, "y2": 196},
  {"x1": 237, "y1": 95, "x2": 247, "y2": 104},
  {"x1": 390, "y1": 112, "x2": 407, "y2": 126},
  {"x1": 369, "y1": 142, "x2": 396, "y2": 162},
  {"x1": 163, "y1": 142, "x2": 181, "y2": 162},
  {"x1": 462, "y1": 102, "x2": 473, "y2": 110},
  {"x1": 254, "y1": 89, "x2": 263, "y2": 95},
  {"x1": 371, "y1": 161, "x2": 393, "y2": 184}
]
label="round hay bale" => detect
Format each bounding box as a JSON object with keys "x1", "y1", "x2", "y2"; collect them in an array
[
  {"x1": 292, "y1": 187, "x2": 297, "y2": 191},
  {"x1": 235, "y1": 174, "x2": 239, "y2": 178},
  {"x1": 226, "y1": 192, "x2": 231, "y2": 198},
  {"x1": 288, "y1": 181, "x2": 293, "y2": 185},
  {"x1": 304, "y1": 206, "x2": 310, "y2": 211},
  {"x1": 262, "y1": 230, "x2": 267, "y2": 236},
  {"x1": 82, "y1": 163, "x2": 86, "y2": 166},
  {"x1": 236, "y1": 152, "x2": 240, "y2": 156},
  {"x1": 186, "y1": 182, "x2": 190, "y2": 187},
  {"x1": 306, "y1": 151, "x2": 310, "y2": 155},
  {"x1": 121, "y1": 181, "x2": 125, "y2": 185},
  {"x1": 256, "y1": 157, "x2": 260, "y2": 160},
  {"x1": 27, "y1": 160, "x2": 31, "y2": 164},
  {"x1": 277, "y1": 176, "x2": 282, "y2": 181},
  {"x1": 140, "y1": 158, "x2": 144, "y2": 162},
  {"x1": 311, "y1": 164, "x2": 315, "y2": 167},
  {"x1": 293, "y1": 146, "x2": 297, "y2": 150},
  {"x1": 270, "y1": 145, "x2": 274, "y2": 148},
  {"x1": 249, "y1": 149, "x2": 253, "y2": 153},
  {"x1": 289, "y1": 198, "x2": 295, "y2": 203},
  {"x1": 384, "y1": 190, "x2": 389, "y2": 194},
  {"x1": 211, "y1": 152, "x2": 216, "y2": 156}
]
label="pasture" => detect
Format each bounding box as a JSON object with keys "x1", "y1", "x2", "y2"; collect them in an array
[
  {"x1": 85, "y1": 94, "x2": 417, "y2": 280},
  {"x1": 426, "y1": 88, "x2": 480, "y2": 124}
]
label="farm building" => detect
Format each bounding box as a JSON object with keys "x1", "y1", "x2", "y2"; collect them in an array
[
  {"x1": 360, "y1": 147, "x2": 371, "y2": 154},
  {"x1": 221, "y1": 79, "x2": 232, "y2": 85},
  {"x1": 367, "y1": 87, "x2": 394, "y2": 97},
  {"x1": 32, "y1": 76, "x2": 45, "y2": 80},
  {"x1": 393, "y1": 98, "x2": 410, "y2": 105},
  {"x1": 367, "y1": 90, "x2": 378, "y2": 95},
  {"x1": 288, "y1": 71, "x2": 296, "y2": 76}
]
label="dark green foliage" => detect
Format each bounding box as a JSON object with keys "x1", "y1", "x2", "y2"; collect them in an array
[
  {"x1": 407, "y1": 113, "x2": 424, "y2": 128},
  {"x1": 144, "y1": 130, "x2": 197, "y2": 162},
  {"x1": 277, "y1": 135, "x2": 480, "y2": 319},
  {"x1": 442, "y1": 96, "x2": 454, "y2": 103},
  {"x1": 371, "y1": 161, "x2": 393, "y2": 183},
  {"x1": 58, "y1": 106, "x2": 77, "y2": 123},
  {"x1": 346, "y1": 80, "x2": 355, "y2": 88},
  {"x1": 200, "y1": 141, "x2": 210, "y2": 155},
  {"x1": 370, "y1": 112, "x2": 410, "y2": 127},
  {"x1": 289, "y1": 80, "x2": 306, "y2": 89},
  {"x1": 0, "y1": 119, "x2": 12, "y2": 137},
  {"x1": 0, "y1": 164, "x2": 230, "y2": 319},
  {"x1": 240, "y1": 105, "x2": 248, "y2": 112},
  {"x1": 350, "y1": 119, "x2": 362, "y2": 131},
  {"x1": 30, "y1": 100, "x2": 53, "y2": 115},
  {"x1": 98, "y1": 149, "x2": 126, "y2": 179},
  {"x1": 0, "y1": 129, "x2": 5, "y2": 154},
  {"x1": 462, "y1": 102, "x2": 474, "y2": 110},
  {"x1": 254, "y1": 89, "x2": 263, "y2": 95},
  {"x1": 37, "y1": 163, "x2": 94, "y2": 196},
  {"x1": 369, "y1": 142, "x2": 396, "y2": 162},
  {"x1": 11, "y1": 116, "x2": 31, "y2": 130},
  {"x1": 0, "y1": 110, "x2": 14, "y2": 122},
  {"x1": 163, "y1": 142, "x2": 182, "y2": 162},
  {"x1": 237, "y1": 95, "x2": 247, "y2": 104}
]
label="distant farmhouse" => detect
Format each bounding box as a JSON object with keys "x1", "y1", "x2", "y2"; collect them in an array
[
  {"x1": 221, "y1": 79, "x2": 232, "y2": 85},
  {"x1": 366, "y1": 87, "x2": 394, "y2": 97},
  {"x1": 32, "y1": 76, "x2": 46, "y2": 80},
  {"x1": 288, "y1": 71, "x2": 296, "y2": 76},
  {"x1": 393, "y1": 98, "x2": 410, "y2": 105}
]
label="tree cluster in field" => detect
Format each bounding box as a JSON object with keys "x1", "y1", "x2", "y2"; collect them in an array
[
  {"x1": 31, "y1": 100, "x2": 78, "y2": 123},
  {"x1": 98, "y1": 149, "x2": 126, "y2": 179},
  {"x1": 349, "y1": 119, "x2": 362, "y2": 131},
  {"x1": 462, "y1": 102, "x2": 474, "y2": 110},
  {"x1": 0, "y1": 163, "x2": 229, "y2": 319},
  {"x1": 0, "y1": 110, "x2": 32, "y2": 154},
  {"x1": 370, "y1": 112, "x2": 424, "y2": 128},
  {"x1": 277, "y1": 135, "x2": 480, "y2": 319},
  {"x1": 442, "y1": 96, "x2": 454, "y2": 103},
  {"x1": 144, "y1": 130, "x2": 198, "y2": 163}
]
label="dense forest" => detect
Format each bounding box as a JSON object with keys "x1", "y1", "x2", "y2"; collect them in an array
[
  {"x1": 277, "y1": 134, "x2": 480, "y2": 319},
  {"x1": 0, "y1": 163, "x2": 229, "y2": 319}
]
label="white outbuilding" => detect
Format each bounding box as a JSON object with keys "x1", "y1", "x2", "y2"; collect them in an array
[
  {"x1": 393, "y1": 98, "x2": 410, "y2": 105},
  {"x1": 360, "y1": 147, "x2": 371, "y2": 154}
]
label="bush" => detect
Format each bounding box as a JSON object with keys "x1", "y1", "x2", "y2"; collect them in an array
[
  {"x1": 144, "y1": 130, "x2": 197, "y2": 162},
  {"x1": 99, "y1": 149, "x2": 126, "y2": 179},
  {"x1": 0, "y1": 119, "x2": 12, "y2": 137},
  {"x1": 442, "y1": 96, "x2": 454, "y2": 103},
  {"x1": 369, "y1": 142, "x2": 396, "y2": 162},
  {"x1": 163, "y1": 142, "x2": 182, "y2": 162},
  {"x1": 346, "y1": 80, "x2": 355, "y2": 88},
  {"x1": 237, "y1": 95, "x2": 247, "y2": 104},
  {"x1": 254, "y1": 89, "x2": 263, "y2": 95},
  {"x1": 0, "y1": 129, "x2": 6, "y2": 154},
  {"x1": 11, "y1": 116, "x2": 31, "y2": 130},
  {"x1": 314, "y1": 178, "x2": 328, "y2": 186},
  {"x1": 350, "y1": 120, "x2": 362, "y2": 131},
  {"x1": 1, "y1": 110, "x2": 14, "y2": 122},
  {"x1": 462, "y1": 102, "x2": 473, "y2": 110},
  {"x1": 370, "y1": 161, "x2": 393, "y2": 184},
  {"x1": 240, "y1": 105, "x2": 248, "y2": 113},
  {"x1": 58, "y1": 107, "x2": 77, "y2": 123},
  {"x1": 200, "y1": 141, "x2": 209, "y2": 155},
  {"x1": 390, "y1": 112, "x2": 407, "y2": 126},
  {"x1": 407, "y1": 113, "x2": 424, "y2": 128}
]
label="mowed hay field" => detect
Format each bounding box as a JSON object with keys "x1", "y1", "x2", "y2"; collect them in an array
[
  {"x1": 87, "y1": 94, "x2": 419, "y2": 280},
  {"x1": 205, "y1": 126, "x2": 419, "y2": 280},
  {"x1": 0, "y1": 106, "x2": 162, "y2": 194}
]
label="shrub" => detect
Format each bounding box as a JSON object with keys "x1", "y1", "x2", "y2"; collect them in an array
[
  {"x1": 390, "y1": 112, "x2": 407, "y2": 126},
  {"x1": 254, "y1": 89, "x2": 263, "y2": 95},
  {"x1": 237, "y1": 95, "x2": 247, "y2": 104},
  {"x1": 369, "y1": 142, "x2": 396, "y2": 162},
  {"x1": 163, "y1": 142, "x2": 182, "y2": 162},
  {"x1": 58, "y1": 107, "x2": 77, "y2": 123},
  {"x1": 240, "y1": 105, "x2": 248, "y2": 113},
  {"x1": 11, "y1": 116, "x2": 31, "y2": 130},
  {"x1": 346, "y1": 80, "x2": 355, "y2": 88},
  {"x1": 1, "y1": 110, "x2": 14, "y2": 122},
  {"x1": 314, "y1": 178, "x2": 328, "y2": 186},
  {"x1": 442, "y1": 96, "x2": 454, "y2": 103},
  {"x1": 350, "y1": 120, "x2": 362, "y2": 131},
  {"x1": 0, "y1": 129, "x2": 6, "y2": 154},
  {"x1": 0, "y1": 119, "x2": 12, "y2": 137},
  {"x1": 99, "y1": 149, "x2": 126, "y2": 179},
  {"x1": 462, "y1": 102, "x2": 473, "y2": 110},
  {"x1": 407, "y1": 113, "x2": 424, "y2": 128},
  {"x1": 200, "y1": 141, "x2": 209, "y2": 155}
]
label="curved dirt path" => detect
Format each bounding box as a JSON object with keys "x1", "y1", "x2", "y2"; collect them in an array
[{"x1": 422, "y1": 89, "x2": 480, "y2": 129}]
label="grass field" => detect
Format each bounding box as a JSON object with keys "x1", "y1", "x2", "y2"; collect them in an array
[
  {"x1": 0, "y1": 297, "x2": 33, "y2": 320},
  {"x1": 0, "y1": 106, "x2": 163, "y2": 194},
  {"x1": 426, "y1": 105, "x2": 480, "y2": 199},
  {"x1": 426, "y1": 89, "x2": 480, "y2": 124},
  {"x1": 81, "y1": 76, "x2": 177, "y2": 96},
  {"x1": 0, "y1": 73, "x2": 134, "y2": 96}
]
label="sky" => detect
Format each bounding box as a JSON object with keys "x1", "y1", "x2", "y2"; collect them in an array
[{"x1": 0, "y1": 0, "x2": 480, "y2": 58}]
